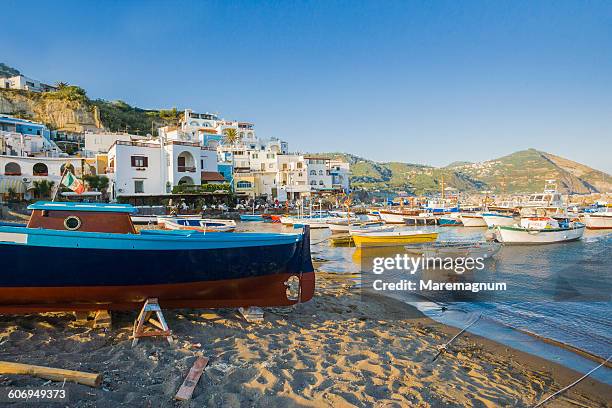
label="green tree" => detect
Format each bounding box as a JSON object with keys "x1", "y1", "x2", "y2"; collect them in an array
[
  {"x1": 32, "y1": 180, "x2": 55, "y2": 199},
  {"x1": 222, "y1": 128, "x2": 240, "y2": 145},
  {"x1": 84, "y1": 175, "x2": 109, "y2": 192}
]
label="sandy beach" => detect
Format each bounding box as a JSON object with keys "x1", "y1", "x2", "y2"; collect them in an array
[{"x1": 0, "y1": 271, "x2": 610, "y2": 407}]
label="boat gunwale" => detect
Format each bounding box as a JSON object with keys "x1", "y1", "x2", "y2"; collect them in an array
[{"x1": 0, "y1": 224, "x2": 303, "y2": 244}]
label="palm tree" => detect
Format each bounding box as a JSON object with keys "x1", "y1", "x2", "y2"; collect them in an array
[
  {"x1": 32, "y1": 180, "x2": 55, "y2": 198},
  {"x1": 222, "y1": 128, "x2": 240, "y2": 145}
]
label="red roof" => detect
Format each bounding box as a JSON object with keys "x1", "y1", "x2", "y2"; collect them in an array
[{"x1": 201, "y1": 171, "x2": 226, "y2": 182}]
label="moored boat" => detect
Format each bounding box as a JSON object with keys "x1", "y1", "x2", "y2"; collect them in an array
[
  {"x1": 581, "y1": 207, "x2": 612, "y2": 229},
  {"x1": 405, "y1": 240, "x2": 501, "y2": 260},
  {"x1": 482, "y1": 212, "x2": 516, "y2": 227},
  {"x1": 0, "y1": 201, "x2": 315, "y2": 312},
  {"x1": 240, "y1": 214, "x2": 265, "y2": 222},
  {"x1": 351, "y1": 230, "x2": 438, "y2": 248},
  {"x1": 459, "y1": 213, "x2": 487, "y2": 227},
  {"x1": 494, "y1": 217, "x2": 585, "y2": 244},
  {"x1": 438, "y1": 214, "x2": 462, "y2": 226},
  {"x1": 163, "y1": 218, "x2": 237, "y2": 232}
]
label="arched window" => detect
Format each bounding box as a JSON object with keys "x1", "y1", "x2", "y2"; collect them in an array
[
  {"x1": 178, "y1": 176, "x2": 194, "y2": 185},
  {"x1": 310, "y1": 170, "x2": 316, "y2": 175},
  {"x1": 33, "y1": 163, "x2": 48, "y2": 176},
  {"x1": 319, "y1": 180, "x2": 324, "y2": 185},
  {"x1": 4, "y1": 162, "x2": 21, "y2": 176},
  {"x1": 318, "y1": 170, "x2": 323, "y2": 175},
  {"x1": 177, "y1": 151, "x2": 196, "y2": 172},
  {"x1": 310, "y1": 180, "x2": 317, "y2": 185},
  {"x1": 237, "y1": 181, "x2": 252, "y2": 188}
]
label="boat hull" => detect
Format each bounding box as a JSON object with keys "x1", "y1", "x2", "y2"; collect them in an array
[
  {"x1": 482, "y1": 213, "x2": 516, "y2": 227},
  {"x1": 0, "y1": 228, "x2": 314, "y2": 312},
  {"x1": 581, "y1": 214, "x2": 612, "y2": 229},
  {"x1": 438, "y1": 217, "x2": 462, "y2": 226},
  {"x1": 494, "y1": 225, "x2": 585, "y2": 244},
  {"x1": 352, "y1": 232, "x2": 438, "y2": 248},
  {"x1": 459, "y1": 214, "x2": 487, "y2": 227},
  {"x1": 240, "y1": 214, "x2": 265, "y2": 221},
  {"x1": 378, "y1": 212, "x2": 407, "y2": 224}
]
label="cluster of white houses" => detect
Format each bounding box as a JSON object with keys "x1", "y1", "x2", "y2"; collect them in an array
[{"x1": 0, "y1": 111, "x2": 350, "y2": 201}]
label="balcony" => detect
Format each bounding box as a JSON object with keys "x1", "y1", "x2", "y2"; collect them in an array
[{"x1": 177, "y1": 166, "x2": 196, "y2": 173}]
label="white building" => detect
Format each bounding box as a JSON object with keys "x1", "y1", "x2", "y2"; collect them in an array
[
  {"x1": 0, "y1": 155, "x2": 90, "y2": 199},
  {"x1": 83, "y1": 131, "x2": 144, "y2": 156},
  {"x1": 106, "y1": 126, "x2": 223, "y2": 199},
  {"x1": 330, "y1": 159, "x2": 351, "y2": 193},
  {"x1": 0, "y1": 75, "x2": 57, "y2": 93}
]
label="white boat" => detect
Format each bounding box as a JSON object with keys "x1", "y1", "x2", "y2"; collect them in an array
[
  {"x1": 482, "y1": 212, "x2": 516, "y2": 227},
  {"x1": 157, "y1": 214, "x2": 202, "y2": 228},
  {"x1": 328, "y1": 220, "x2": 388, "y2": 233},
  {"x1": 163, "y1": 218, "x2": 236, "y2": 232},
  {"x1": 378, "y1": 211, "x2": 408, "y2": 224},
  {"x1": 459, "y1": 213, "x2": 487, "y2": 227},
  {"x1": 405, "y1": 241, "x2": 501, "y2": 260},
  {"x1": 581, "y1": 207, "x2": 612, "y2": 229},
  {"x1": 494, "y1": 217, "x2": 585, "y2": 244},
  {"x1": 348, "y1": 223, "x2": 393, "y2": 234}
]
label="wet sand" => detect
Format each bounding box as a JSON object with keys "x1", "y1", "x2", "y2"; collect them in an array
[{"x1": 0, "y1": 272, "x2": 610, "y2": 407}]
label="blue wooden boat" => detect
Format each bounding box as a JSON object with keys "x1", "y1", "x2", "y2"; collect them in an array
[
  {"x1": 438, "y1": 216, "x2": 462, "y2": 226},
  {"x1": 0, "y1": 202, "x2": 314, "y2": 312},
  {"x1": 240, "y1": 214, "x2": 265, "y2": 222}
]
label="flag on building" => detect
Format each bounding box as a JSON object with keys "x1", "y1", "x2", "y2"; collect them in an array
[{"x1": 62, "y1": 171, "x2": 85, "y2": 194}]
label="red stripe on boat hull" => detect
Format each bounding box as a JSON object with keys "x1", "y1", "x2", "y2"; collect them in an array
[{"x1": 0, "y1": 272, "x2": 315, "y2": 313}]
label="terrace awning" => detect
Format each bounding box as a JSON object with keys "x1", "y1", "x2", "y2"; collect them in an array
[{"x1": 0, "y1": 178, "x2": 26, "y2": 194}]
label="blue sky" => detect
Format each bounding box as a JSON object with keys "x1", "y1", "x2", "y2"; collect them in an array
[{"x1": 2, "y1": 0, "x2": 611, "y2": 172}]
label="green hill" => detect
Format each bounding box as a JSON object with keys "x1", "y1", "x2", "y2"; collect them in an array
[{"x1": 316, "y1": 149, "x2": 611, "y2": 195}]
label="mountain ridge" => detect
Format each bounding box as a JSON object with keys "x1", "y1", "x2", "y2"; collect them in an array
[{"x1": 315, "y1": 149, "x2": 611, "y2": 195}]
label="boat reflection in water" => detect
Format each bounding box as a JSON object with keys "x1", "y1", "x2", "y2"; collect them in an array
[{"x1": 0, "y1": 202, "x2": 314, "y2": 313}]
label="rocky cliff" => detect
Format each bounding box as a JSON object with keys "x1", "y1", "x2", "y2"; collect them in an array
[{"x1": 0, "y1": 89, "x2": 103, "y2": 132}]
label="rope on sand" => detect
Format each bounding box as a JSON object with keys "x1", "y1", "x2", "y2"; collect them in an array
[
  {"x1": 432, "y1": 314, "x2": 482, "y2": 362},
  {"x1": 532, "y1": 354, "x2": 612, "y2": 408}
]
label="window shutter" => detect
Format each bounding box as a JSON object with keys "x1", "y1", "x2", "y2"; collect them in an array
[
  {"x1": 131, "y1": 156, "x2": 136, "y2": 167},
  {"x1": 143, "y1": 157, "x2": 148, "y2": 167}
]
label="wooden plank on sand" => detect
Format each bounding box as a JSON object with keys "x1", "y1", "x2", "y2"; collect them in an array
[
  {"x1": 0, "y1": 361, "x2": 102, "y2": 387},
  {"x1": 175, "y1": 357, "x2": 209, "y2": 401}
]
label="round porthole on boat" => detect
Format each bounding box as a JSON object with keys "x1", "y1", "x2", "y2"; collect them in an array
[{"x1": 64, "y1": 216, "x2": 82, "y2": 231}]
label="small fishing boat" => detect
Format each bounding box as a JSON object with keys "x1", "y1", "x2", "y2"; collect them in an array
[
  {"x1": 581, "y1": 207, "x2": 612, "y2": 229},
  {"x1": 328, "y1": 220, "x2": 387, "y2": 233},
  {"x1": 405, "y1": 241, "x2": 501, "y2": 260},
  {"x1": 494, "y1": 217, "x2": 585, "y2": 244},
  {"x1": 157, "y1": 214, "x2": 201, "y2": 228},
  {"x1": 348, "y1": 223, "x2": 393, "y2": 234},
  {"x1": 482, "y1": 212, "x2": 516, "y2": 227},
  {"x1": 438, "y1": 214, "x2": 462, "y2": 226},
  {"x1": 351, "y1": 230, "x2": 438, "y2": 248},
  {"x1": 459, "y1": 213, "x2": 487, "y2": 227},
  {"x1": 240, "y1": 214, "x2": 265, "y2": 222},
  {"x1": 0, "y1": 201, "x2": 314, "y2": 312},
  {"x1": 377, "y1": 210, "x2": 410, "y2": 224},
  {"x1": 163, "y1": 218, "x2": 237, "y2": 232}
]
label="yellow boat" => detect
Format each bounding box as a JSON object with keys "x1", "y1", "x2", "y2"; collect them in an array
[{"x1": 351, "y1": 230, "x2": 438, "y2": 248}]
